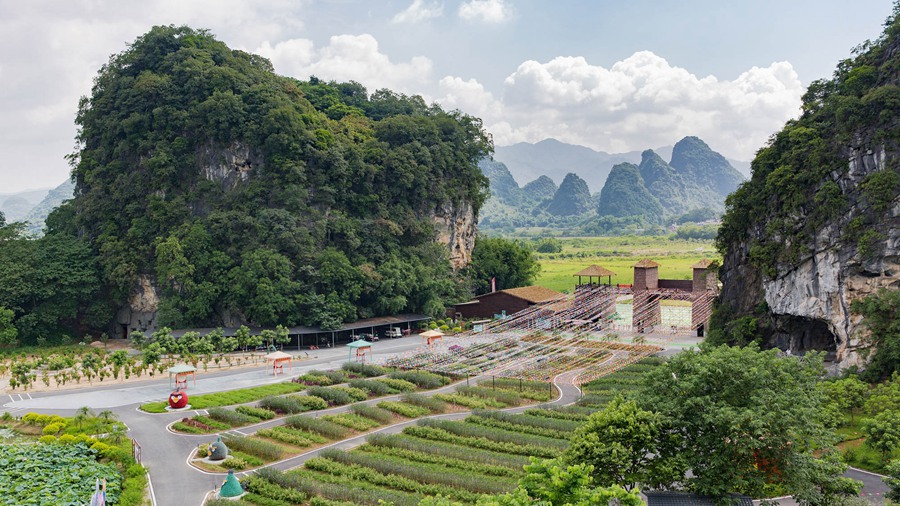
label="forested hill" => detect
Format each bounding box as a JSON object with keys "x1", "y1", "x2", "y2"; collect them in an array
[
  {"x1": 714, "y1": 7, "x2": 900, "y2": 373},
  {"x1": 54, "y1": 25, "x2": 491, "y2": 335}
]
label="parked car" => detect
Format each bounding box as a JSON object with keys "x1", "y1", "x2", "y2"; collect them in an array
[{"x1": 385, "y1": 327, "x2": 402, "y2": 338}]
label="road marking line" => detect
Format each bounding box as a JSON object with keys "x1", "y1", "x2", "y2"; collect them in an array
[
  {"x1": 17, "y1": 394, "x2": 24, "y2": 401},
  {"x1": 7, "y1": 395, "x2": 13, "y2": 403},
  {"x1": 26, "y1": 393, "x2": 32, "y2": 400}
]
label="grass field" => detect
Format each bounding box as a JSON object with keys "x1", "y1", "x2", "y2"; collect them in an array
[{"x1": 531, "y1": 236, "x2": 719, "y2": 292}]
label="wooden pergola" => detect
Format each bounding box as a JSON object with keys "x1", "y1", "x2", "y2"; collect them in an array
[
  {"x1": 347, "y1": 340, "x2": 372, "y2": 363},
  {"x1": 574, "y1": 265, "x2": 616, "y2": 286},
  {"x1": 265, "y1": 351, "x2": 292, "y2": 376},
  {"x1": 419, "y1": 329, "x2": 444, "y2": 346},
  {"x1": 167, "y1": 364, "x2": 197, "y2": 389}
]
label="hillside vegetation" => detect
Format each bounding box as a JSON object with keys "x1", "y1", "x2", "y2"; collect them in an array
[{"x1": 0, "y1": 25, "x2": 493, "y2": 343}]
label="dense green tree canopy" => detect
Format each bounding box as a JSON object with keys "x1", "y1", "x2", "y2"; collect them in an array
[
  {"x1": 468, "y1": 236, "x2": 540, "y2": 294},
  {"x1": 565, "y1": 396, "x2": 684, "y2": 491},
  {"x1": 67, "y1": 25, "x2": 491, "y2": 331},
  {"x1": 639, "y1": 345, "x2": 861, "y2": 503}
]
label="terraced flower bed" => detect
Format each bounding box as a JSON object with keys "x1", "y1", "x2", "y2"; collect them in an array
[{"x1": 222, "y1": 407, "x2": 585, "y2": 505}]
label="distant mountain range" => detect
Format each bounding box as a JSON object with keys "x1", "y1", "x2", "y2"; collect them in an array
[
  {"x1": 0, "y1": 179, "x2": 74, "y2": 234},
  {"x1": 482, "y1": 136, "x2": 747, "y2": 232},
  {"x1": 494, "y1": 138, "x2": 750, "y2": 193}
]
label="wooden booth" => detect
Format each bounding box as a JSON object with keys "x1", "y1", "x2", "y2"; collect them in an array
[
  {"x1": 347, "y1": 340, "x2": 372, "y2": 363},
  {"x1": 419, "y1": 329, "x2": 444, "y2": 346},
  {"x1": 168, "y1": 364, "x2": 197, "y2": 389},
  {"x1": 265, "y1": 351, "x2": 293, "y2": 376}
]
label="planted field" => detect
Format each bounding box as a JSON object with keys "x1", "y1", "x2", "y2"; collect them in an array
[
  {"x1": 228, "y1": 404, "x2": 599, "y2": 505},
  {"x1": 532, "y1": 236, "x2": 718, "y2": 292},
  {"x1": 577, "y1": 356, "x2": 665, "y2": 409}
]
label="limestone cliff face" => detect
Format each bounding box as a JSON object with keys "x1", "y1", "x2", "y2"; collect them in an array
[
  {"x1": 114, "y1": 274, "x2": 160, "y2": 337},
  {"x1": 720, "y1": 140, "x2": 899, "y2": 368},
  {"x1": 432, "y1": 199, "x2": 478, "y2": 271},
  {"x1": 198, "y1": 142, "x2": 260, "y2": 192},
  {"x1": 717, "y1": 15, "x2": 900, "y2": 370}
]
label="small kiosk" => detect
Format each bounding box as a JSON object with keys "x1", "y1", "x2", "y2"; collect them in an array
[
  {"x1": 420, "y1": 329, "x2": 444, "y2": 346},
  {"x1": 347, "y1": 340, "x2": 372, "y2": 363},
  {"x1": 265, "y1": 351, "x2": 293, "y2": 376},
  {"x1": 167, "y1": 364, "x2": 197, "y2": 390}
]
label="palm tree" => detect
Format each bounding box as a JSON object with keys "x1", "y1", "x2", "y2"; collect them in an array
[{"x1": 75, "y1": 406, "x2": 92, "y2": 429}]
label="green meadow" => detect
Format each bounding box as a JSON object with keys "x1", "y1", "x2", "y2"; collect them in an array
[{"x1": 531, "y1": 236, "x2": 719, "y2": 293}]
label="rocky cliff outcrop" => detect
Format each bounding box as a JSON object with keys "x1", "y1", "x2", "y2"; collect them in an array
[
  {"x1": 433, "y1": 199, "x2": 478, "y2": 271},
  {"x1": 716, "y1": 13, "x2": 900, "y2": 369}
]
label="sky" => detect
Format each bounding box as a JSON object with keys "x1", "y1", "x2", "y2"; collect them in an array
[{"x1": 0, "y1": 0, "x2": 894, "y2": 193}]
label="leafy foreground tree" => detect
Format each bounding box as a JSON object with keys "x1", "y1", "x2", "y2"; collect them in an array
[
  {"x1": 468, "y1": 236, "x2": 540, "y2": 294},
  {"x1": 884, "y1": 459, "x2": 900, "y2": 503},
  {"x1": 565, "y1": 396, "x2": 684, "y2": 491},
  {"x1": 850, "y1": 288, "x2": 900, "y2": 381},
  {"x1": 640, "y1": 344, "x2": 862, "y2": 503},
  {"x1": 418, "y1": 458, "x2": 642, "y2": 506}
]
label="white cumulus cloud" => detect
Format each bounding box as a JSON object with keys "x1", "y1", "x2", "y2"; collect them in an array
[
  {"x1": 438, "y1": 51, "x2": 803, "y2": 160},
  {"x1": 256, "y1": 34, "x2": 433, "y2": 94},
  {"x1": 392, "y1": 0, "x2": 443, "y2": 23},
  {"x1": 458, "y1": 0, "x2": 512, "y2": 23}
]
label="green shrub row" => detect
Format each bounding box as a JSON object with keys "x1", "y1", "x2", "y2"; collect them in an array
[
  {"x1": 321, "y1": 413, "x2": 381, "y2": 431},
  {"x1": 341, "y1": 362, "x2": 390, "y2": 377},
  {"x1": 465, "y1": 414, "x2": 571, "y2": 440},
  {"x1": 388, "y1": 370, "x2": 450, "y2": 389},
  {"x1": 434, "y1": 393, "x2": 503, "y2": 409},
  {"x1": 524, "y1": 407, "x2": 591, "y2": 421},
  {"x1": 374, "y1": 378, "x2": 417, "y2": 392},
  {"x1": 244, "y1": 474, "x2": 308, "y2": 503},
  {"x1": 258, "y1": 467, "x2": 421, "y2": 506},
  {"x1": 259, "y1": 394, "x2": 327, "y2": 414},
  {"x1": 377, "y1": 401, "x2": 430, "y2": 418},
  {"x1": 320, "y1": 447, "x2": 518, "y2": 494},
  {"x1": 192, "y1": 416, "x2": 230, "y2": 431},
  {"x1": 172, "y1": 422, "x2": 203, "y2": 434},
  {"x1": 348, "y1": 379, "x2": 397, "y2": 396},
  {"x1": 477, "y1": 377, "x2": 551, "y2": 393},
  {"x1": 142, "y1": 382, "x2": 305, "y2": 412},
  {"x1": 402, "y1": 425, "x2": 558, "y2": 458},
  {"x1": 306, "y1": 386, "x2": 353, "y2": 406},
  {"x1": 358, "y1": 443, "x2": 520, "y2": 478},
  {"x1": 401, "y1": 393, "x2": 447, "y2": 412},
  {"x1": 365, "y1": 433, "x2": 530, "y2": 469},
  {"x1": 472, "y1": 409, "x2": 582, "y2": 432},
  {"x1": 295, "y1": 374, "x2": 333, "y2": 386},
  {"x1": 455, "y1": 386, "x2": 522, "y2": 406},
  {"x1": 307, "y1": 453, "x2": 486, "y2": 502},
  {"x1": 236, "y1": 405, "x2": 276, "y2": 420},
  {"x1": 222, "y1": 435, "x2": 284, "y2": 461},
  {"x1": 331, "y1": 386, "x2": 368, "y2": 402},
  {"x1": 309, "y1": 370, "x2": 349, "y2": 384},
  {"x1": 349, "y1": 404, "x2": 395, "y2": 424},
  {"x1": 419, "y1": 419, "x2": 568, "y2": 451},
  {"x1": 257, "y1": 427, "x2": 316, "y2": 448},
  {"x1": 207, "y1": 407, "x2": 260, "y2": 426},
  {"x1": 284, "y1": 415, "x2": 350, "y2": 439}
]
